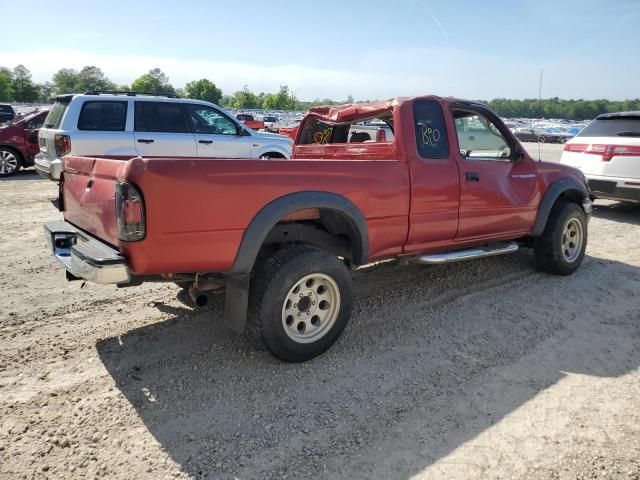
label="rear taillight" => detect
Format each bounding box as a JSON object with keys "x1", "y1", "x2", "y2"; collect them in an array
[
  {"x1": 54, "y1": 134, "x2": 71, "y2": 157},
  {"x1": 563, "y1": 143, "x2": 640, "y2": 161},
  {"x1": 116, "y1": 182, "x2": 145, "y2": 242}
]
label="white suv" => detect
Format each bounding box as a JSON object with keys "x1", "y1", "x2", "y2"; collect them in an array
[
  {"x1": 560, "y1": 111, "x2": 640, "y2": 203},
  {"x1": 35, "y1": 92, "x2": 293, "y2": 181}
]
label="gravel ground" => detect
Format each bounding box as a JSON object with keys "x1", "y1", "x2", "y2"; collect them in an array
[{"x1": 1, "y1": 144, "x2": 639, "y2": 479}]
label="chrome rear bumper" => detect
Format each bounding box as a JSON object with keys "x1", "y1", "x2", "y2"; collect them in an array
[{"x1": 44, "y1": 220, "x2": 130, "y2": 284}]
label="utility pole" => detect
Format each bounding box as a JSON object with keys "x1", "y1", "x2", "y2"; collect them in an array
[{"x1": 538, "y1": 69, "x2": 544, "y2": 115}]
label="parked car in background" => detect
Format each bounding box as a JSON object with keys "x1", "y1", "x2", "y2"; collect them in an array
[
  {"x1": 514, "y1": 127, "x2": 570, "y2": 144},
  {"x1": 236, "y1": 113, "x2": 265, "y2": 131},
  {"x1": 561, "y1": 111, "x2": 640, "y2": 203},
  {"x1": 542, "y1": 127, "x2": 574, "y2": 143},
  {"x1": 278, "y1": 121, "x2": 301, "y2": 140},
  {"x1": 43, "y1": 95, "x2": 591, "y2": 361},
  {"x1": 35, "y1": 92, "x2": 293, "y2": 181},
  {"x1": 0, "y1": 108, "x2": 49, "y2": 177},
  {"x1": 262, "y1": 115, "x2": 279, "y2": 132},
  {"x1": 0, "y1": 104, "x2": 16, "y2": 124}
]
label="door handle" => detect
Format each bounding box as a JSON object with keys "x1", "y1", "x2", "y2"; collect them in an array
[
  {"x1": 198, "y1": 140, "x2": 213, "y2": 145},
  {"x1": 466, "y1": 172, "x2": 480, "y2": 182},
  {"x1": 137, "y1": 139, "x2": 154, "y2": 144}
]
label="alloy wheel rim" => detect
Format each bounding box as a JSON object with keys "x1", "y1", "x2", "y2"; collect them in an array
[
  {"x1": 0, "y1": 151, "x2": 17, "y2": 175},
  {"x1": 281, "y1": 273, "x2": 340, "y2": 344},
  {"x1": 561, "y1": 217, "x2": 583, "y2": 263}
]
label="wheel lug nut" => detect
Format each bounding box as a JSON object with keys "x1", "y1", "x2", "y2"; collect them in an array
[
  {"x1": 299, "y1": 293, "x2": 303, "y2": 297},
  {"x1": 312, "y1": 301, "x2": 316, "y2": 305},
  {"x1": 294, "y1": 303, "x2": 297, "y2": 307},
  {"x1": 306, "y1": 311, "x2": 310, "y2": 315}
]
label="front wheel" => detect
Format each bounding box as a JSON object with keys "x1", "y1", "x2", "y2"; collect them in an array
[
  {"x1": 247, "y1": 245, "x2": 352, "y2": 362},
  {"x1": 534, "y1": 202, "x2": 587, "y2": 275}
]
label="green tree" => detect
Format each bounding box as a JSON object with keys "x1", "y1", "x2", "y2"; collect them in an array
[
  {"x1": 131, "y1": 68, "x2": 175, "y2": 95},
  {"x1": 38, "y1": 82, "x2": 54, "y2": 102},
  {"x1": 75, "y1": 66, "x2": 117, "y2": 92},
  {"x1": 52, "y1": 68, "x2": 81, "y2": 95},
  {"x1": 262, "y1": 85, "x2": 296, "y2": 110},
  {"x1": 12, "y1": 65, "x2": 40, "y2": 102},
  {"x1": 185, "y1": 78, "x2": 222, "y2": 104},
  {"x1": 346, "y1": 94, "x2": 354, "y2": 103},
  {"x1": 219, "y1": 94, "x2": 234, "y2": 108},
  {"x1": 231, "y1": 86, "x2": 260, "y2": 109},
  {"x1": 0, "y1": 67, "x2": 13, "y2": 101}
]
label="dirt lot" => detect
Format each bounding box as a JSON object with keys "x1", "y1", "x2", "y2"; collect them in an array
[{"x1": 1, "y1": 144, "x2": 639, "y2": 479}]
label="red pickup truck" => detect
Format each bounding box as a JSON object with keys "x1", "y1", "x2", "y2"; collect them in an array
[{"x1": 44, "y1": 96, "x2": 591, "y2": 362}]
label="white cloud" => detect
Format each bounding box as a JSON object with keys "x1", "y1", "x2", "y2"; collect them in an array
[{"x1": 1, "y1": 48, "x2": 637, "y2": 101}]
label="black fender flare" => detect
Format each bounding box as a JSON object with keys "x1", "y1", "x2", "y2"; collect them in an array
[
  {"x1": 224, "y1": 191, "x2": 369, "y2": 333},
  {"x1": 531, "y1": 178, "x2": 589, "y2": 237}
]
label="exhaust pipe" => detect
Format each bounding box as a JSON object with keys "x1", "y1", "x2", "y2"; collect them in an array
[{"x1": 188, "y1": 285, "x2": 208, "y2": 307}]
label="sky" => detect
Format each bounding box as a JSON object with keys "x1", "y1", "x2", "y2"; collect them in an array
[{"x1": 1, "y1": 0, "x2": 639, "y2": 101}]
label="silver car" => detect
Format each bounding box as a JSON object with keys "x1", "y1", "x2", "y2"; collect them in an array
[{"x1": 36, "y1": 92, "x2": 293, "y2": 181}]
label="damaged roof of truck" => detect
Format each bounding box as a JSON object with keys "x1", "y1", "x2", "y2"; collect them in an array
[
  {"x1": 308, "y1": 98, "x2": 408, "y2": 123},
  {"x1": 307, "y1": 96, "x2": 473, "y2": 123}
]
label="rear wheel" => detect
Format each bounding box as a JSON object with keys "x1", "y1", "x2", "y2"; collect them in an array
[
  {"x1": 247, "y1": 245, "x2": 352, "y2": 362},
  {"x1": 534, "y1": 202, "x2": 587, "y2": 275},
  {"x1": 0, "y1": 148, "x2": 21, "y2": 177}
]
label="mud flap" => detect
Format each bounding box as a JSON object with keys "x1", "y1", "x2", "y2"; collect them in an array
[{"x1": 223, "y1": 273, "x2": 250, "y2": 333}]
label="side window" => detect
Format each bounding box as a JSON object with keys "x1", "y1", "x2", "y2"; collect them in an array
[
  {"x1": 77, "y1": 101, "x2": 127, "y2": 131},
  {"x1": 454, "y1": 111, "x2": 511, "y2": 160},
  {"x1": 188, "y1": 105, "x2": 238, "y2": 135},
  {"x1": 134, "y1": 102, "x2": 190, "y2": 133},
  {"x1": 26, "y1": 112, "x2": 47, "y2": 130},
  {"x1": 413, "y1": 100, "x2": 449, "y2": 159}
]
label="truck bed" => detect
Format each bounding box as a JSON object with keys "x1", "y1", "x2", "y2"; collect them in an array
[{"x1": 62, "y1": 155, "x2": 410, "y2": 275}]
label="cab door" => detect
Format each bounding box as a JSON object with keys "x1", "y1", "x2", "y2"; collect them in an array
[
  {"x1": 452, "y1": 106, "x2": 541, "y2": 240},
  {"x1": 403, "y1": 98, "x2": 461, "y2": 252}
]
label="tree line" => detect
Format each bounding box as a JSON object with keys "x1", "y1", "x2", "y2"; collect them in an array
[{"x1": 1, "y1": 64, "x2": 638, "y2": 120}]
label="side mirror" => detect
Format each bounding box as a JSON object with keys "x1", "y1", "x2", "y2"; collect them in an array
[{"x1": 237, "y1": 127, "x2": 251, "y2": 136}]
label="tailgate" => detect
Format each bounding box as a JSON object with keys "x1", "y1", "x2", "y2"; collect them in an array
[{"x1": 62, "y1": 156, "x2": 129, "y2": 247}]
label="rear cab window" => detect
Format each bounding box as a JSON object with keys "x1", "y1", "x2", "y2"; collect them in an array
[
  {"x1": 413, "y1": 99, "x2": 449, "y2": 158},
  {"x1": 77, "y1": 101, "x2": 128, "y2": 131},
  {"x1": 0, "y1": 105, "x2": 14, "y2": 114},
  {"x1": 297, "y1": 115, "x2": 394, "y2": 145}
]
